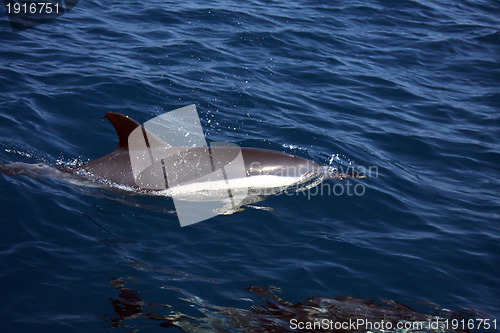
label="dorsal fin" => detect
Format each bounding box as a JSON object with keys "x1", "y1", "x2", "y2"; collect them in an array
[{"x1": 103, "y1": 112, "x2": 141, "y2": 150}]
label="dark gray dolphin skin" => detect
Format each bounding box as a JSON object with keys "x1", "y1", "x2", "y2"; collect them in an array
[
  {"x1": 0, "y1": 112, "x2": 362, "y2": 189},
  {"x1": 75, "y1": 112, "x2": 362, "y2": 189}
]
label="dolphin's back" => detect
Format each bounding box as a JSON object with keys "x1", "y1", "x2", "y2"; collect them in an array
[{"x1": 76, "y1": 112, "x2": 324, "y2": 189}]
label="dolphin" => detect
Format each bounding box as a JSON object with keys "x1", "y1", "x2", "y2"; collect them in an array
[
  {"x1": 1, "y1": 112, "x2": 363, "y2": 195},
  {"x1": 75, "y1": 112, "x2": 362, "y2": 193},
  {"x1": 104, "y1": 282, "x2": 475, "y2": 333}
]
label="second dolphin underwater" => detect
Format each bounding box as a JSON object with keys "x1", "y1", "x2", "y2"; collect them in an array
[{"x1": 0, "y1": 111, "x2": 364, "y2": 219}]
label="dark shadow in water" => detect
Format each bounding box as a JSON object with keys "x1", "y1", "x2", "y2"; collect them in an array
[{"x1": 101, "y1": 278, "x2": 481, "y2": 332}]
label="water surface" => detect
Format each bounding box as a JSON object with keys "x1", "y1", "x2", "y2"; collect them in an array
[{"x1": 0, "y1": 0, "x2": 499, "y2": 331}]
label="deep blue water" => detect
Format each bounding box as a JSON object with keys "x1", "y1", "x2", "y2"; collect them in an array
[{"x1": 1, "y1": 0, "x2": 499, "y2": 332}]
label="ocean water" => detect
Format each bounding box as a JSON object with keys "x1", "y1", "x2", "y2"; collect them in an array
[{"x1": 0, "y1": 0, "x2": 499, "y2": 332}]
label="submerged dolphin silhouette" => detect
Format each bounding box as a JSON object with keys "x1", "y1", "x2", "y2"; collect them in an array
[{"x1": 74, "y1": 112, "x2": 362, "y2": 191}]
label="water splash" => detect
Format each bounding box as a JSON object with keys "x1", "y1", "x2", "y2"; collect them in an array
[
  {"x1": 315, "y1": 152, "x2": 368, "y2": 180},
  {"x1": 1, "y1": 140, "x2": 54, "y2": 164}
]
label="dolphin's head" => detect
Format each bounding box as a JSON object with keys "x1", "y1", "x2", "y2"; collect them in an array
[
  {"x1": 241, "y1": 148, "x2": 366, "y2": 181},
  {"x1": 242, "y1": 148, "x2": 323, "y2": 179}
]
